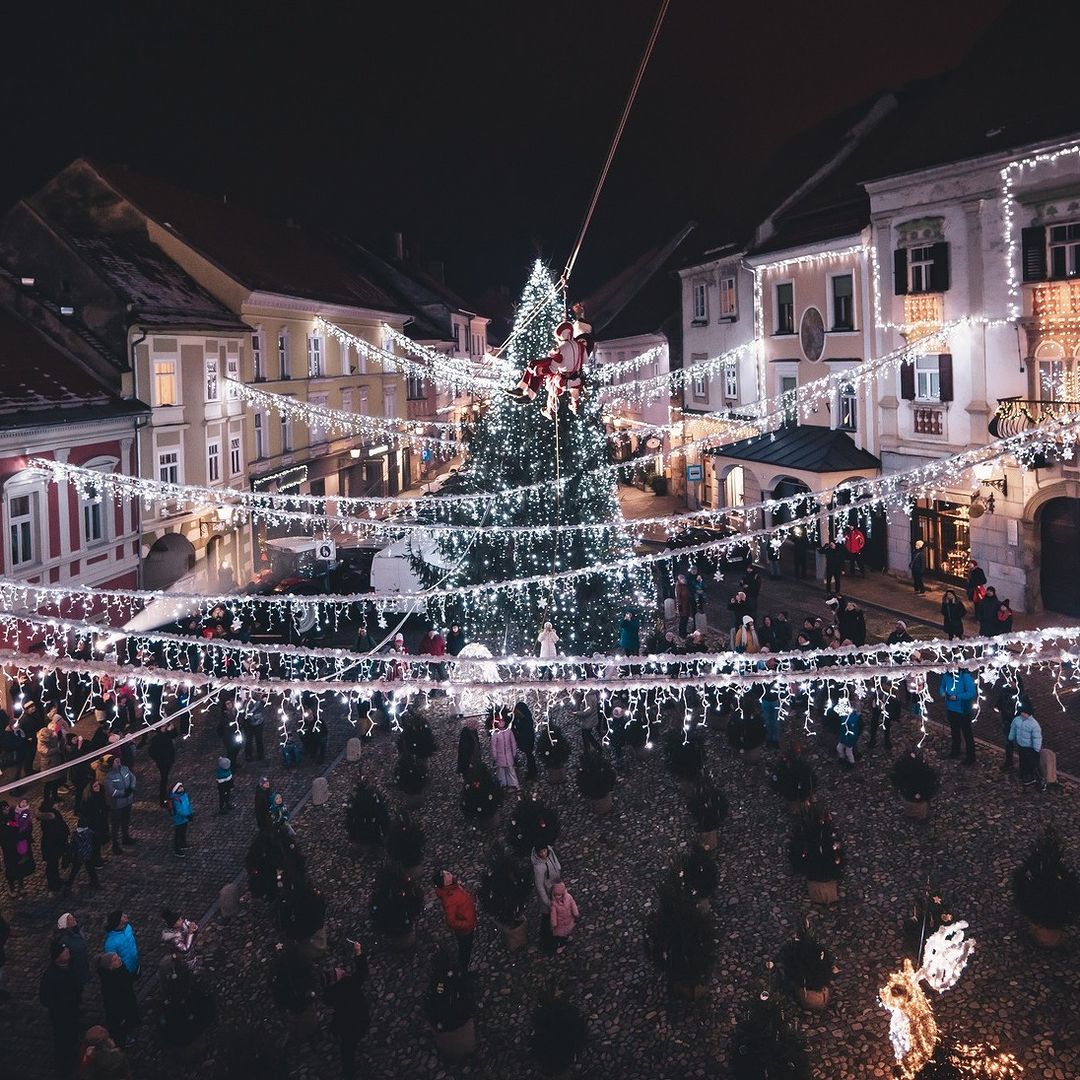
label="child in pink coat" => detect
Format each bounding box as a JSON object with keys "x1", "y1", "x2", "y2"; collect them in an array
[{"x1": 548, "y1": 881, "x2": 580, "y2": 953}]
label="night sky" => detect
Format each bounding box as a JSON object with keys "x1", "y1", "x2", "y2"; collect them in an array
[{"x1": 5, "y1": 0, "x2": 1010, "y2": 301}]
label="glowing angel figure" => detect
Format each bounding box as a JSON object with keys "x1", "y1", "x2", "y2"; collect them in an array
[
  {"x1": 879, "y1": 960, "x2": 938, "y2": 1080},
  {"x1": 920, "y1": 920, "x2": 975, "y2": 993}
]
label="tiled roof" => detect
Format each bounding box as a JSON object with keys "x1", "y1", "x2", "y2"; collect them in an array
[
  {"x1": 708, "y1": 424, "x2": 880, "y2": 474},
  {"x1": 87, "y1": 161, "x2": 404, "y2": 313},
  {"x1": 0, "y1": 304, "x2": 148, "y2": 429}
]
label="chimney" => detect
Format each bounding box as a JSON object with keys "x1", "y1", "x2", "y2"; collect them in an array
[{"x1": 393, "y1": 231, "x2": 405, "y2": 261}]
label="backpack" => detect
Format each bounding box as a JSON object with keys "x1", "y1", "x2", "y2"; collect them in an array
[{"x1": 973, "y1": 585, "x2": 987, "y2": 603}]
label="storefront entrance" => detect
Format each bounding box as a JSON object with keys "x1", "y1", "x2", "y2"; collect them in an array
[
  {"x1": 1040, "y1": 497, "x2": 1080, "y2": 616},
  {"x1": 911, "y1": 499, "x2": 970, "y2": 584}
]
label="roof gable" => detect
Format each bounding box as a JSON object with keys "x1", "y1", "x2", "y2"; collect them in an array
[{"x1": 709, "y1": 424, "x2": 880, "y2": 473}]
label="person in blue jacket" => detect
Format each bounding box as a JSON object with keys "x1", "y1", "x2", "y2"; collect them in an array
[
  {"x1": 836, "y1": 705, "x2": 862, "y2": 769},
  {"x1": 940, "y1": 667, "x2": 977, "y2": 764},
  {"x1": 1008, "y1": 701, "x2": 1045, "y2": 789},
  {"x1": 103, "y1": 910, "x2": 139, "y2": 977},
  {"x1": 618, "y1": 610, "x2": 640, "y2": 657},
  {"x1": 169, "y1": 781, "x2": 193, "y2": 858}
]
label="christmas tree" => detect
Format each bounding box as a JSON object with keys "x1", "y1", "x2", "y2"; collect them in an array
[{"x1": 417, "y1": 260, "x2": 650, "y2": 654}]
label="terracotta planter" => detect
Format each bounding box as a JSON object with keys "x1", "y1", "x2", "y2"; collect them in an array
[
  {"x1": 806, "y1": 878, "x2": 839, "y2": 905},
  {"x1": 670, "y1": 980, "x2": 708, "y2": 1001},
  {"x1": 387, "y1": 927, "x2": 416, "y2": 952},
  {"x1": 359, "y1": 713, "x2": 374, "y2": 738},
  {"x1": 696, "y1": 828, "x2": 719, "y2": 851},
  {"x1": 742, "y1": 746, "x2": 762, "y2": 764},
  {"x1": 433, "y1": 1017, "x2": 475, "y2": 1060},
  {"x1": 498, "y1": 919, "x2": 528, "y2": 952},
  {"x1": 1029, "y1": 920, "x2": 1065, "y2": 949},
  {"x1": 589, "y1": 791, "x2": 614, "y2": 815},
  {"x1": 796, "y1": 985, "x2": 830, "y2": 1012},
  {"x1": 545, "y1": 765, "x2": 566, "y2": 785},
  {"x1": 902, "y1": 797, "x2": 930, "y2": 820}
]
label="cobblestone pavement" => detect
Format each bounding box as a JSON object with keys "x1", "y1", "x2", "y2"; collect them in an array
[
  {"x1": 130, "y1": 700, "x2": 1080, "y2": 1080},
  {"x1": 0, "y1": 692, "x2": 356, "y2": 1080}
]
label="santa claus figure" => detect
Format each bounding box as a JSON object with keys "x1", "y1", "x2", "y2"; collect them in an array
[{"x1": 507, "y1": 303, "x2": 593, "y2": 418}]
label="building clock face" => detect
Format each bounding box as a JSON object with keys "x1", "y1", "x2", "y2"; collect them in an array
[{"x1": 800, "y1": 306, "x2": 825, "y2": 362}]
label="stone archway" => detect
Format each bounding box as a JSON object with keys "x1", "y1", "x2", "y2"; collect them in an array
[
  {"x1": 143, "y1": 532, "x2": 196, "y2": 590},
  {"x1": 1039, "y1": 496, "x2": 1080, "y2": 617},
  {"x1": 1021, "y1": 479, "x2": 1080, "y2": 614}
]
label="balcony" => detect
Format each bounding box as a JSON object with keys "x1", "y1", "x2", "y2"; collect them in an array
[
  {"x1": 903, "y1": 293, "x2": 943, "y2": 331},
  {"x1": 913, "y1": 404, "x2": 946, "y2": 437},
  {"x1": 988, "y1": 397, "x2": 1080, "y2": 438},
  {"x1": 1029, "y1": 280, "x2": 1080, "y2": 322}
]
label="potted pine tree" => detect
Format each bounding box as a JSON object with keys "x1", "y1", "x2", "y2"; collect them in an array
[
  {"x1": 781, "y1": 923, "x2": 834, "y2": 1011},
  {"x1": 576, "y1": 749, "x2": 617, "y2": 814},
  {"x1": 344, "y1": 779, "x2": 390, "y2": 856},
  {"x1": 788, "y1": 803, "x2": 844, "y2": 904},
  {"x1": 889, "y1": 748, "x2": 940, "y2": 820},
  {"x1": 687, "y1": 775, "x2": 728, "y2": 851},
  {"x1": 727, "y1": 711, "x2": 767, "y2": 764},
  {"x1": 537, "y1": 722, "x2": 572, "y2": 784},
  {"x1": 1012, "y1": 826, "x2": 1080, "y2": 948},
  {"x1": 665, "y1": 729, "x2": 705, "y2": 794},
  {"x1": 729, "y1": 993, "x2": 811, "y2": 1080},
  {"x1": 396, "y1": 711, "x2": 437, "y2": 759},
  {"x1": 770, "y1": 749, "x2": 817, "y2": 813},
  {"x1": 644, "y1": 886, "x2": 716, "y2": 1000},
  {"x1": 478, "y1": 845, "x2": 532, "y2": 952},
  {"x1": 670, "y1": 844, "x2": 719, "y2": 913},
  {"x1": 424, "y1": 948, "x2": 476, "y2": 1060},
  {"x1": 385, "y1": 813, "x2": 426, "y2": 874},
  {"x1": 532, "y1": 992, "x2": 588, "y2": 1077},
  {"x1": 461, "y1": 761, "x2": 504, "y2": 831},
  {"x1": 621, "y1": 714, "x2": 650, "y2": 759},
  {"x1": 506, "y1": 795, "x2": 561, "y2": 857},
  {"x1": 393, "y1": 752, "x2": 428, "y2": 809},
  {"x1": 368, "y1": 864, "x2": 423, "y2": 950}
]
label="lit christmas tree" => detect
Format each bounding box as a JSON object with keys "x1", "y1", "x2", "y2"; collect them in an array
[{"x1": 417, "y1": 260, "x2": 650, "y2": 654}]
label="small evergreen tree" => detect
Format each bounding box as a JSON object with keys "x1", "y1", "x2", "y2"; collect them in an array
[
  {"x1": 729, "y1": 994, "x2": 811, "y2": 1080},
  {"x1": 345, "y1": 780, "x2": 391, "y2": 847}
]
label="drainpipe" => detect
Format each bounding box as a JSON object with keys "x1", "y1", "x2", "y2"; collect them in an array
[{"x1": 129, "y1": 327, "x2": 148, "y2": 587}]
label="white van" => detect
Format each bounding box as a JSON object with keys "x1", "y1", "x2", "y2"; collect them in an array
[{"x1": 370, "y1": 539, "x2": 454, "y2": 612}]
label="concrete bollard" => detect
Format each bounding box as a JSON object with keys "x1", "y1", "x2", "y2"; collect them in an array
[
  {"x1": 695, "y1": 612, "x2": 708, "y2": 631},
  {"x1": 346, "y1": 737, "x2": 362, "y2": 762},
  {"x1": 1041, "y1": 748, "x2": 1057, "y2": 785},
  {"x1": 663, "y1": 597, "x2": 675, "y2": 620},
  {"x1": 219, "y1": 882, "x2": 240, "y2": 921},
  {"x1": 311, "y1": 776, "x2": 330, "y2": 806}
]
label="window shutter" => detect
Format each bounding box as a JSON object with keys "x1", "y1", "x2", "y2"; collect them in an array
[
  {"x1": 893, "y1": 248, "x2": 908, "y2": 295},
  {"x1": 899, "y1": 360, "x2": 915, "y2": 400},
  {"x1": 929, "y1": 242, "x2": 950, "y2": 292},
  {"x1": 1021, "y1": 225, "x2": 1047, "y2": 282},
  {"x1": 938, "y1": 354, "x2": 953, "y2": 402}
]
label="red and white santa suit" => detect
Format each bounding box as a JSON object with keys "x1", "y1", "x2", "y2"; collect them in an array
[{"x1": 513, "y1": 321, "x2": 586, "y2": 417}]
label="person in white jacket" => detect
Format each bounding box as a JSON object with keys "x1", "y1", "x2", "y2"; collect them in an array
[
  {"x1": 489, "y1": 715, "x2": 520, "y2": 790},
  {"x1": 537, "y1": 622, "x2": 559, "y2": 659}
]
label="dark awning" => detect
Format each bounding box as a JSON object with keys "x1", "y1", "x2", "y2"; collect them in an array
[{"x1": 707, "y1": 424, "x2": 880, "y2": 473}]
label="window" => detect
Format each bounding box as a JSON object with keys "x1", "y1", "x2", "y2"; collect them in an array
[
  {"x1": 406, "y1": 374, "x2": 425, "y2": 400},
  {"x1": 359, "y1": 388, "x2": 369, "y2": 415},
  {"x1": 341, "y1": 389, "x2": 353, "y2": 415},
  {"x1": 780, "y1": 374, "x2": 797, "y2": 427},
  {"x1": 8, "y1": 493, "x2": 36, "y2": 567},
  {"x1": 915, "y1": 355, "x2": 940, "y2": 400},
  {"x1": 473, "y1": 333, "x2": 484, "y2": 356},
  {"x1": 252, "y1": 332, "x2": 264, "y2": 380},
  {"x1": 207, "y1": 439, "x2": 221, "y2": 483},
  {"x1": 719, "y1": 276, "x2": 737, "y2": 319},
  {"x1": 831, "y1": 274, "x2": 854, "y2": 330},
  {"x1": 383, "y1": 386, "x2": 397, "y2": 419},
  {"x1": 254, "y1": 412, "x2": 267, "y2": 459},
  {"x1": 452, "y1": 323, "x2": 462, "y2": 351},
  {"x1": 280, "y1": 413, "x2": 293, "y2": 452},
  {"x1": 154, "y1": 360, "x2": 177, "y2": 406},
  {"x1": 776, "y1": 283, "x2": 794, "y2": 334},
  {"x1": 278, "y1": 331, "x2": 289, "y2": 379},
  {"x1": 81, "y1": 482, "x2": 105, "y2": 545},
  {"x1": 909, "y1": 246, "x2": 934, "y2": 293},
  {"x1": 309, "y1": 393, "x2": 328, "y2": 443},
  {"x1": 838, "y1": 382, "x2": 857, "y2": 431},
  {"x1": 157, "y1": 450, "x2": 180, "y2": 485},
  {"x1": 307, "y1": 335, "x2": 324, "y2": 378},
  {"x1": 723, "y1": 365, "x2": 738, "y2": 401},
  {"x1": 226, "y1": 354, "x2": 240, "y2": 397},
  {"x1": 1039, "y1": 359, "x2": 1065, "y2": 400},
  {"x1": 340, "y1": 340, "x2": 352, "y2": 376},
  {"x1": 691, "y1": 282, "x2": 707, "y2": 322},
  {"x1": 1049, "y1": 223, "x2": 1080, "y2": 279},
  {"x1": 230, "y1": 435, "x2": 242, "y2": 476},
  {"x1": 205, "y1": 357, "x2": 219, "y2": 401}
]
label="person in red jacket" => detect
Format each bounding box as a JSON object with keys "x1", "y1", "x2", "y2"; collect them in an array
[
  {"x1": 418, "y1": 628, "x2": 448, "y2": 683},
  {"x1": 432, "y1": 870, "x2": 477, "y2": 972}
]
